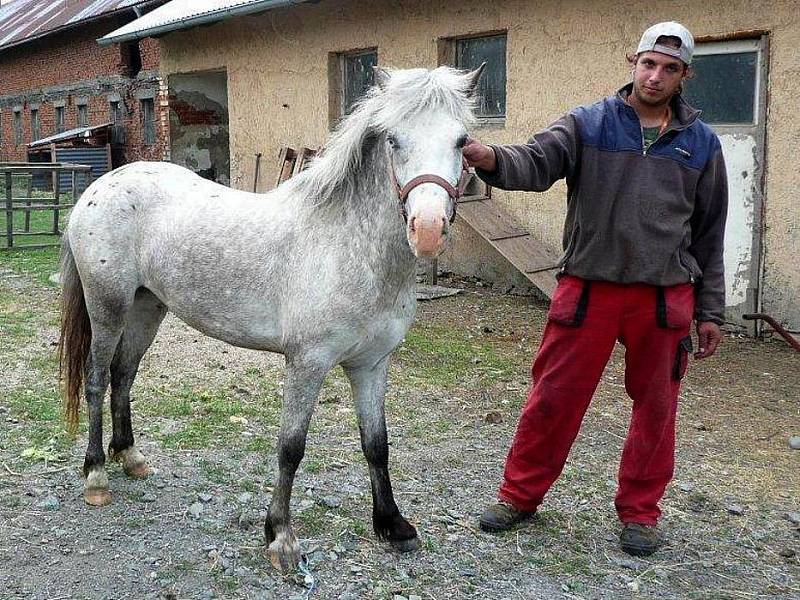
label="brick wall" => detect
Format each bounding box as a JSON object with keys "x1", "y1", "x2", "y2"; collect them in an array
[{"x1": 0, "y1": 18, "x2": 168, "y2": 164}]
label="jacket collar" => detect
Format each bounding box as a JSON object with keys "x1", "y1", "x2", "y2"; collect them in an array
[{"x1": 616, "y1": 83, "x2": 700, "y2": 130}]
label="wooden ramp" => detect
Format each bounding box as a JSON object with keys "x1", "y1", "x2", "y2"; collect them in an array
[{"x1": 457, "y1": 177, "x2": 560, "y2": 299}]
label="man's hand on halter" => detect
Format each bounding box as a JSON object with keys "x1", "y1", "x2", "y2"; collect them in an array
[
  {"x1": 695, "y1": 321, "x2": 722, "y2": 359},
  {"x1": 462, "y1": 137, "x2": 497, "y2": 172}
]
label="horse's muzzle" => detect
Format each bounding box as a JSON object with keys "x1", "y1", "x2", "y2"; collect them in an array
[{"x1": 407, "y1": 213, "x2": 448, "y2": 258}]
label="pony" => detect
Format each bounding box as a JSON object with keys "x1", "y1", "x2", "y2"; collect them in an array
[{"x1": 59, "y1": 64, "x2": 483, "y2": 571}]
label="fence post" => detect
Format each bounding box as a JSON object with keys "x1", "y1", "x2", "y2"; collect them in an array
[
  {"x1": 5, "y1": 171, "x2": 13, "y2": 249},
  {"x1": 24, "y1": 173, "x2": 32, "y2": 233},
  {"x1": 52, "y1": 166, "x2": 61, "y2": 235}
]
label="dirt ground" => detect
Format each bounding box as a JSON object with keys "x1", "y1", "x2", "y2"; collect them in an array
[{"x1": 0, "y1": 257, "x2": 798, "y2": 600}]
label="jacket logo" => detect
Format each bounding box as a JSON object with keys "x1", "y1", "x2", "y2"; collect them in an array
[{"x1": 674, "y1": 147, "x2": 692, "y2": 158}]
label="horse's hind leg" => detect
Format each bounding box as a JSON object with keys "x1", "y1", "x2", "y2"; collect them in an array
[
  {"x1": 82, "y1": 313, "x2": 127, "y2": 506},
  {"x1": 265, "y1": 355, "x2": 329, "y2": 572},
  {"x1": 108, "y1": 288, "x2": 166, "y2": 479},
  {"x1": 344, "y1": 357, "x2": 419, "y2": 552}
]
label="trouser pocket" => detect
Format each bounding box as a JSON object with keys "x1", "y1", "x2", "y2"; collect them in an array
[
  {"x1": 548, "y1": 276, "x2": 591, "y2": 327},
  {"x1": 672, "y1": 335, "x2": 693, "y2": 381}
]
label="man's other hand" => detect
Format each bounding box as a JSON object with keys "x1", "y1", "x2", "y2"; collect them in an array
[
  {"x1": 462, "y1": 138, "x2": 497, "y2": 172},
  {"x1": 695, "y1": 321, "x2": 721, "y2": 359}
]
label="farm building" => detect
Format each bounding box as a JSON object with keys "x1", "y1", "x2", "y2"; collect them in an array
[
  {"x1": 0, "y1": 0, "x2": 170, "y2": 179},
  {"x1": 99, "y1": 0, "x2": 800, "y2": 333}
]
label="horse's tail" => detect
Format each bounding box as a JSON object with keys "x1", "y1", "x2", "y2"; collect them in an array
[{"x1": 59, "y1": 234, "x2": 91, "y2": 435}]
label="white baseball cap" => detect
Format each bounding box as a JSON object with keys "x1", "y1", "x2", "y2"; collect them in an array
[{"x1": 636, "y1": 21, "x2": 694, "y2": 64}]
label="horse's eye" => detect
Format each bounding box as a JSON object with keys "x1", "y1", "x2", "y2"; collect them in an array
[
  {"x1": 387, "y1": 135, "x2": 397, "y2": 148},
  {"x1": 456, "y1": 134, "x2": 468, "y2": 149}
]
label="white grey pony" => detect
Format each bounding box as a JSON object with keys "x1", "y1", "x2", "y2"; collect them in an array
[{"x1": 59, "y1": 64, "x2": 483, "y2": 571}]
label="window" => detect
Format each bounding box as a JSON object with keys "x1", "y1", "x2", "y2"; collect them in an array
[
  {"x1": 682, "y1": 41, "x2": 759, "y2": 125},
  {"x1": 341, "y1": 49, "x2": 378, "y2": 115},
  {"x1": 140, "y1": 98, "x2": 155, "y2": 145},
  {"x1": 77, "y1": 103, "x2": 88, "y2": 127},
  {"x1": 30, "y1": 108, "x2": 40, "y2": 141},
  {"x1": 109, "y1": 100, "x2": 125, "y2": 145},
  {"x1": 453, "y1": 33, "x2": 507, "y2": 119},
  {"x1": 121, "y1": 41, "x2": 142, "y2": 77},
  {"x1": 13, "y1": 109, "x2": 22, "y2": 145},
  {"x1": 55, "y1": 106, "x2": 66, "y2": 133}
]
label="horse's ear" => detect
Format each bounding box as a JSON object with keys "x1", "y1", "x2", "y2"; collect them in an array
[
  {"x1": 372, "y1": 66, "x2": 391, "y2": 90},
  {"x1": 466, "y1": 62, "x2": 487, "y2": 97}
]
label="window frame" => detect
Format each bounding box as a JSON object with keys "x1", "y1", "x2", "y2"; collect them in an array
[
  {"x1": 686, "y1": 39, "x2": 762, "y2": 128},
  {"x1": 30, "y1": 107, "x2": 41, "y2": 141},
  {"x1": 77, "y1": 102, "x2": 89, "y2": 128},
  {"x1": 140, "y1": 97, "x2": 155, "y2": 145},
  {"x1": 329, "y1": 47, "x2": 378, "y2": 126},
  {"x1": 13, "y1": 109, "x2": 22, "y2": 145},
  {"x1": 439, "y1": 30, "x2": 508, "y2": 126},
  {"x1": 55, "y1": 106, "x2": 66, "y2": 134},
  {"x1": 109, "y1": 100, "x2": 125, "y2": 145}
]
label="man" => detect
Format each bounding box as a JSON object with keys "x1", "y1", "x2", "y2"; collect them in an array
[{"x1": 462, "y1": 22, "x2": 727, "y2": 557}]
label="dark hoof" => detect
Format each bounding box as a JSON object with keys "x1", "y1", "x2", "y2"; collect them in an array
[{"x1": 389, "y1": 535, "x2": 420, "y2": 553}]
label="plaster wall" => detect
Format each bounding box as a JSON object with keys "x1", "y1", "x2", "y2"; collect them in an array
[{"x1": 159, "y1": 0, "x2": 800, "y2": 328}]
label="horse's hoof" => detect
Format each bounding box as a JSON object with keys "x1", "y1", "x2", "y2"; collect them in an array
[
  {"x1": 123, "y1": 462, "x2": 152, "y2": 479},
  {"x1": 84, "y1": 488, "x2": 112, "y2": 507},
  {"x1": 389, "y1": 536, "x2": 420, "y2": 553},
  {"x1": 267, "y1": 536, "x2": 301, "y2": 573}
]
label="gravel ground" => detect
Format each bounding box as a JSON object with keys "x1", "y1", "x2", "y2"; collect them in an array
[{"x1": 0, "y1": 261, "x2": 798, "y2": 600}]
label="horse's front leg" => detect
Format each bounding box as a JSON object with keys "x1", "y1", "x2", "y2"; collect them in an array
[
  {"x1": 265, "y1": 357, "x2": 327, "y2": 572},
  {"x1": 344, "y1": 358, "x2": 419, "y2": 552}
]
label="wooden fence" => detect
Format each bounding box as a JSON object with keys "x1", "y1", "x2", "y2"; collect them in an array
[{"x1": 0, "y1": 162, "x2": 92, "y2": 250}]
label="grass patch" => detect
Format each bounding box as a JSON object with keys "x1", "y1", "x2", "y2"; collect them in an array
[
  {"x1": 0, "y1": 246, "x2": 61, "y2": 286},
  {"x1": 144, "y1": 385, "x2": 281, "y2": 450},
  {"x1": 394, "y1": 323, "x2": 518, "y2": 388}
]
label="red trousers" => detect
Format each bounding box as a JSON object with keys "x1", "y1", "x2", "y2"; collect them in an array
[{"x1": 498, "y1": 275, "x2": 695, "y2": 525}]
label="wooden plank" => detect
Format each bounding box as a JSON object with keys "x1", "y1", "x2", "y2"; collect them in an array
[
  {"x1": 454, "y1": 194, "x2": 560, "y2": 299},
  {"x1": 0, "y1": 243, "x2": 60, "y2": 251},
  {"x1": 292, "y1": 147, "x2": 317, "y2": 176},
  {"x1": 275, "y1": 147, "x2": 297, "y2": 187},
  {"x1": 457, "y1": 198, "x2": 528, "y2": 241},
  {"x1": 4, "y1": 203, "x2": 77, "y2": 212},
  {"x1": 5, "y1": 171, "x2": 12, "y2": 249}
]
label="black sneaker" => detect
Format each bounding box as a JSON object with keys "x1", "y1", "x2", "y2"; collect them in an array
[
  {"x1": 620, "y1": 523, "x2": 661, "y2": 557},
  {"x1": 479, "y1": 501, "x2": 535, "y2": 532}
]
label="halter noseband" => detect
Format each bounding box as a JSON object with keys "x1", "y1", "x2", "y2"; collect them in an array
[{"x1": 390, "y1": 155, "x2": 468, "y2": 225}]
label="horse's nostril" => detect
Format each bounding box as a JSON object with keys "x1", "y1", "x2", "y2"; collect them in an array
[
  {"x1": 409, "y1": 216, "x2": 417, "y2": 232},
  {"x1": 441, "y1": 217, "x2": 448, "y2": 235}
]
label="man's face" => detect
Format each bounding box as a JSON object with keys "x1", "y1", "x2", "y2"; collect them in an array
[{"x1": 631, "y1": 51, "x2": 687, "y2": 106}]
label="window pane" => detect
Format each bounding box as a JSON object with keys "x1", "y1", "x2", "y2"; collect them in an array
[
  {"x1": 13, "y1": 111, "x2": 22, "y2": 144},
  {"x1": 343, "y1": 51, "x2": 377, "y2": 114},
  {"x1": 456, "y1": 34, "x2": 506, "y2": 118},
  {"x1": 78, "y1": 104, "x2": 88, "y2": 127},
  {"x1": 56, "y1": 107, "x2": 65, "y2": 133},
  {"x1": 31, "y1": 109, "x2": 40, "y2": 140},
  {"x1": 682, "y1": 51, "x2": 757, "y2": 124},
  {"x1": 141, "y1": 99, "x2": 155, "y2": 145}
]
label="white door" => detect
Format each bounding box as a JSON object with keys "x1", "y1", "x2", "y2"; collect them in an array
[{"x1": 683, "y1": 38, "x2": 767, "y2": 334}]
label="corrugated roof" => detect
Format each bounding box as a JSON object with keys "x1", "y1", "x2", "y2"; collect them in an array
[
  {"x1": 28, "y1": 122, "x2": 112, "y2": 148},
  {"x1": 0, "y1": 0, "x2": 158, "y2": 51},
  {"x1": 99, "y1": 0, "x2": 310, "y2": 45}
]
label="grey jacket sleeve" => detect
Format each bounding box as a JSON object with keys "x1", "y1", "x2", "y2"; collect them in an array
[
  {"x1": 689, "y1": 145, "x2": 728, "y2": 325},
  {"x1": 475, "y1": 113, "x2": 580, "y2": 191}
]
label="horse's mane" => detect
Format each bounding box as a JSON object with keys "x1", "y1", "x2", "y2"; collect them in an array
[{"x1": 291, "y1": 66, "x2": 477, "y2": 204}]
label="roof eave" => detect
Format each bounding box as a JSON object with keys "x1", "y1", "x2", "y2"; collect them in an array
[{"x1": 98, "y1": 0, "x2": 310, "y2": 46}]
